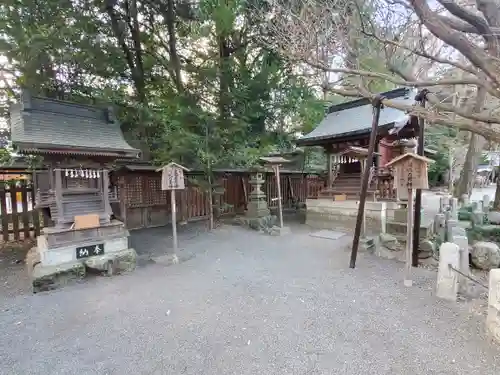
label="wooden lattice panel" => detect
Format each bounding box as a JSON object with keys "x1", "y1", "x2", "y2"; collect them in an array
[
  {"x1": 144, "y1": 175, "x2": 167, "y2": 205},
  {"x1": 126, "y1": 175, "x2": 144, "y2": 206}
]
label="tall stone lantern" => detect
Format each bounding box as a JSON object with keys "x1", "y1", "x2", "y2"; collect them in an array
[{"x1": 246, "y1": 168, "x2": 270, "y2": 218}]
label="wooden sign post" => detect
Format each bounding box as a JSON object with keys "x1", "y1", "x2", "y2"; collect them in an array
[
  {"x1": 385, "y1": 153, "x2": 434, "y2": 287},
  {"x1": 156, "y1": 162, "x2": 190, "y2": 253}
]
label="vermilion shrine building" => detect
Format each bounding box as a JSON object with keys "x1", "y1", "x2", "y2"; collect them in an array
[{"x1": 296, "y1": 87, "x2": 434, "y2": 233}]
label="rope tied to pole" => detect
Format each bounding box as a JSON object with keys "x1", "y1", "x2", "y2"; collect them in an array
[{"x1": 448, "y1": 263, "x2": 488, "y2": 289}]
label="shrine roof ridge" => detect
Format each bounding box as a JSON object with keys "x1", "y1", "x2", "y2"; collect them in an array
[
  {"x1": 296, "y1": 87, "x2": 417, "y2": 146},
  {"x1": 327, "y1": 88, "x2": 411, "y2": 114},
  {"x1": 10, "y1": 90, "x2": 140, "y2": 159}
]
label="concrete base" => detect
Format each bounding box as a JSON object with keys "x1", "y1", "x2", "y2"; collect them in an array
[
  {"x1": 269, "y1": 226, "x2": 291, "y2": 236},
  {"x1": 306, "y1": 199, "x2": 387, "y2": 234}
]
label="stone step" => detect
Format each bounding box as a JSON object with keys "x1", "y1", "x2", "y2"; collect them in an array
[{"x1": 386, "y1": 220, "x2": 433, "y2": 240}]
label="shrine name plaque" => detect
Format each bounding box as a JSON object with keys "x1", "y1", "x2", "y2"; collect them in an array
[
  {"x1": 76, "y1": 244, "x2": 105, "y2": 259},
  {"x1": 161, "y1": 166, "x2": 185, "y2": 190}
]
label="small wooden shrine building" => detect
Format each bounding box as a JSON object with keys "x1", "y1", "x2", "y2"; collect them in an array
[
  {"x1": 296, "y1": 87, "x2": 424, "y2": 201},
  {"x1": 10, "y1": 90, "x2": 140, "y2": 227},
  {"x1": 297, "y1": 87, "x2": 427, "y2": 233}
]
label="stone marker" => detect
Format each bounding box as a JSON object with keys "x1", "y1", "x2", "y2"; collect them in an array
[
  {"x1": 483, "y1": 194, "x2": 491, "y2": 211},
  {"x1": 434, "y1": 214, "x2": 446, "y2": 243},
  {"x1": 449, "y1": 197, "x2": 459, "y2": 220},
  {"x1": 436, "y1": 242, "x2": 460, "y2": 301},
  {"x1": 446, "y1": 219, "x2": 458, "y2": 242},
  {"x1": 487, "y1": 269, "x2": 500, "y2": 344}
]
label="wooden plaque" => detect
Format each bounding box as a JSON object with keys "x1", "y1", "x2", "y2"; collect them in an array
[
  {"x1": 161, "y1": 166, "x2": 185, "y2": 190},
  {"x1": 74, "y1": 214, "x2": 100, "y2": 230}
]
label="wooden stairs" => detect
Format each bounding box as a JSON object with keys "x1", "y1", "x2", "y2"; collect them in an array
[{"x1": 318, "y1": 173, "x2": 377, "y2": 201}]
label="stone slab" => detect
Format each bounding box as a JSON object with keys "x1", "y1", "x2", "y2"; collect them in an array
[{"x1": 309, "y1": 230, "x2": 347, "y2": 240}]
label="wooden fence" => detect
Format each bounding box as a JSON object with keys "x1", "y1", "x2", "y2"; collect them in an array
[
  {"x1": 0, "y1": 180, "x2": 43, "y2": 243},
  {"x1": 116, "y1": 170, "x2": 325, "y2": 230},
  {"x1": 0, "y1": 171, "x2": 325, "y2": 241}
]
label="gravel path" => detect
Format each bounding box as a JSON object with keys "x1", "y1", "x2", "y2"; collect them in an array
[{"x1": 1, "y1": 225, "x2": 499, "y2": 375}]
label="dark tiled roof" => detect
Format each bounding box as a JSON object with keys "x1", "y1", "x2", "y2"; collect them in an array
[
  {"x1": 10, "y1": 91, "x2": 140, "y2": 158},
  {"x1": 296, "y1": 88, "x2": 417, "y2": 146}
]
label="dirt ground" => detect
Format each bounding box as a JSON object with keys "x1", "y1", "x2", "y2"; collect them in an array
[{"x1": 0, "y1": 240, "x2": 33, "y2": 298}]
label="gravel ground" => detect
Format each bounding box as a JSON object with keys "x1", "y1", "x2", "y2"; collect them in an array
[{"x1": 0, "y1": 225, "x2": 499, "y2": 375}]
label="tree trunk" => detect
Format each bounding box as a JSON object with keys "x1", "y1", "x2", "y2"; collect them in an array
[
  {"x1": 494, "y1": 174, "x2": 500, "y2": 210},
  {"x1": 456, "y1": 86, "x2": 487, "y2": 199}
]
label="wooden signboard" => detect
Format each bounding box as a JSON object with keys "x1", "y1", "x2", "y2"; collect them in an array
[
  {"x1": 385, "y1": 153, "x2": 434, "y2": 288},
  {"x1": 156, "y1": 162, "x2": 190, "y2": 253},
  {"x1": 158, "y1": 162, "x2": 188, "y2": 190}
]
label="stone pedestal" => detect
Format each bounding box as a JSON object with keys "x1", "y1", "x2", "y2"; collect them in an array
[
  {"x1": 27, "y1": 220, "x2": 136, "y2": 293},
  {"x1": 306, "y1": 199, "x2": 387, "y2": 234},
  {"x1": 386, "y1": 203, "x2": 431, "y2": 242}
]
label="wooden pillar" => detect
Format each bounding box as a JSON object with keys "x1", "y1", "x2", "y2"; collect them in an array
[
  {"x1": 54, "y1": 168, "x2": 64, "y2": 226},
  {"x1": 48, "y1": 165, "x2": 55, "y2": 190},
  {"x1": 326, "y1": 151, "x2": 332, "y2": 188},
  {"x1": 102, "y1": 169, "x2": 111, "y2": 221}
]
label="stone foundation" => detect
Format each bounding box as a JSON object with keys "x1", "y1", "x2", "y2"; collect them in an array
[
  {"x1": 386, "y1": 221, "x2": 433, "y2": 242},
  {"x1": 27, "y1": 220, "x2": 137, "y2": 293},
  {"x1": 306, "y1": 199, "x2": 387, "y2": 234}
]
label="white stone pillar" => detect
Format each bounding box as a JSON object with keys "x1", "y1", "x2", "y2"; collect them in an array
[
  {"x1": 436, "y1": 242, "x2": 460, "y2": 301},
  {"x1": 487, "y1": 269, "x2": 500, "y2": 343}
]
